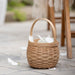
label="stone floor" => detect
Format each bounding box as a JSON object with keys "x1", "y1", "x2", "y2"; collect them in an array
[{"x1": 0, "y1": 20, "x2": 75, "y2": 75}]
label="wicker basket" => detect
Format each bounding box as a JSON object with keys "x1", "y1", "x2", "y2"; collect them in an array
[{"x1": 27, "y1": 18, "x2": 59, "y2": 69}]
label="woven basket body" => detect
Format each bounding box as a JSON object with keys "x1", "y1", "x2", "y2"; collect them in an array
[{"x1": 27, "y1": 18, "x2": 59, "y2": 69}]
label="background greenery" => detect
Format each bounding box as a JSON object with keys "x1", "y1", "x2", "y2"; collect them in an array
[
  {"x1": 7, "y1": 0, "x2": 33, "y2": 22},
  {"x1": 7, "y1": 0, "x2": 75, "y2": 22},
  {"x1": 13, "y1": 10, "x2": 27, "y2": 21},
  {"x1": 7, "y1": 0, "x2": 33, "y2": 11}
]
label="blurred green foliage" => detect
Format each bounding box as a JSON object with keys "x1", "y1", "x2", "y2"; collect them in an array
[
  {"x1": 7, "y1": 0, "x2": 25, "y2": 11},
  {"x1": 22, "y1": 0, "x2": 33, "y2": 6},
  {"x1": 8, "y1": 0, "x2": 33, "y2": 7},
  {"x1": 7, "y1": 0, "x2": 33, "y2": 11},
  {"x1": 13, "y1": 10, "x2": 27, "y2": 21},
  {"x1": 7, "y1": 0, "x2": 33, "y2": 22},
  {"x1": 7, "y1": 6, "x2": 14, "y2": 11},
  {"x1": 8, "y1": 1, "x2": 25, "y2": 7}
]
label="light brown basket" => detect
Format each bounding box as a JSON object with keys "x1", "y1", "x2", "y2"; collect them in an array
[{"x1": 27, "y1": 18, "x2": 59, "y2": 69}]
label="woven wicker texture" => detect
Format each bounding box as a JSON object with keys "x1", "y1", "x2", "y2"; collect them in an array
[{"x1": 27, "y1": 18, "x2": 59, "y2": 69}]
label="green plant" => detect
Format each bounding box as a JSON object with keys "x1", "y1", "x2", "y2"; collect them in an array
[
  {"x1": 8, "y1": 0, "x2": 25, "y2": 7},
  {"x1": 22, "y1": 0, "x2": 33, "y2": 6},
  {"x1": 7, "y1": 0, "x2": 25, "y2": 11},
  {"x1": 13, "y1": 10, "x2": 27, "y2": 21},
  {"x1": 7, "y1": 6, "x2": 14, "y2": 11}
]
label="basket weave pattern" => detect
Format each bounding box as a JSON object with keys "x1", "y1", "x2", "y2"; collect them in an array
[{"x1": 27, "y1": 18, "x2": 59, "y2": 69}]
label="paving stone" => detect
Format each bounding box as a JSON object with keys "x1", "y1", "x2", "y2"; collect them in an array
[
  {"x1": 0, "y1": 67, "x2": 17, "y2": 75},
  {"x1": 7, "y1": 71, "x2": 44, "y2": 75}
]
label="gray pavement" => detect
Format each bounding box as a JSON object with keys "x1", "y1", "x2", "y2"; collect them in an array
[{"x1": 0, "y1": 21, "x2": 75, "y2": 75}]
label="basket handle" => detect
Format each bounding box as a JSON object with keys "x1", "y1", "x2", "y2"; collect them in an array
[{"x1": 30, "y1": 18, "x2": 56, "y2": 41}]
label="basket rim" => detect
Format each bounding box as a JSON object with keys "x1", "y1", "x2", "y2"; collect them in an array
[{"x1": 28, "y1": 39, "x2": 59, "y2": 47}]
